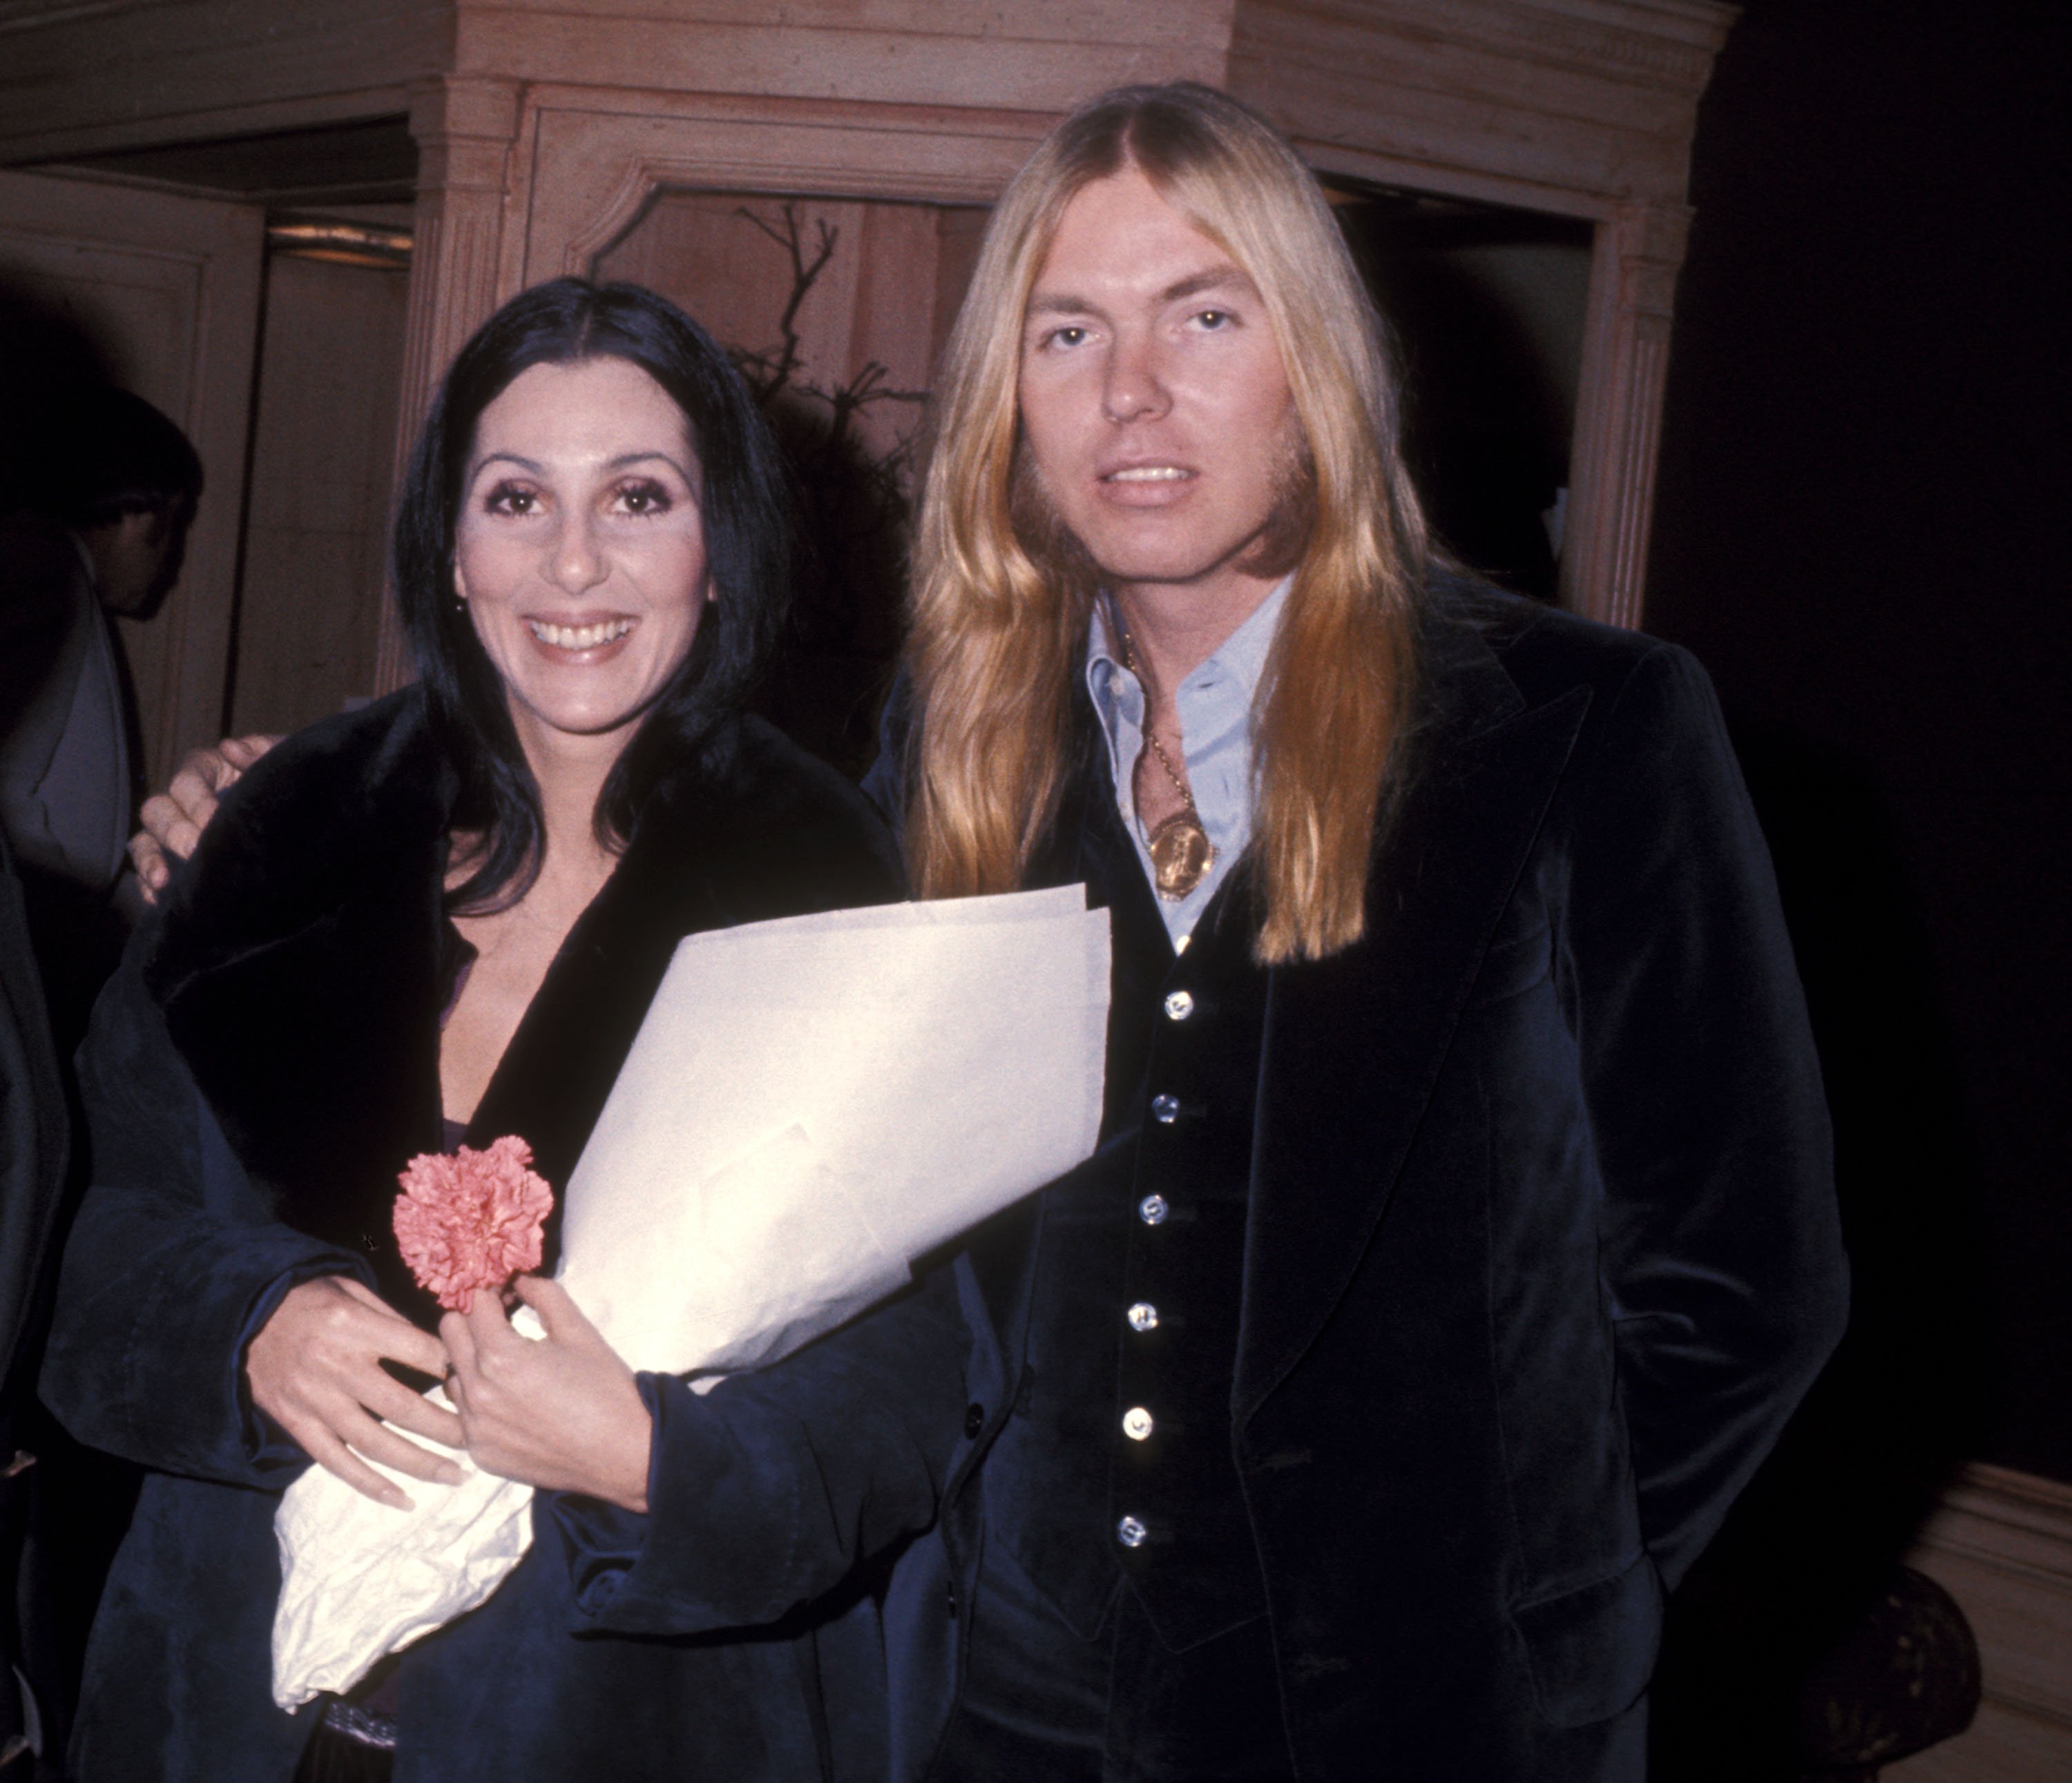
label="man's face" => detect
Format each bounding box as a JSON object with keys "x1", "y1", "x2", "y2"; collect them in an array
[
  {"x1": 91, "y1": 501, "x2": 191, "y2": 619},
  {"x1": 1016, "y1": 167, "x2": 1298, "y2": 605}
]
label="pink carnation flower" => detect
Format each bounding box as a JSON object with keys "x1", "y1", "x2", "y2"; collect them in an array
[{"x1": 393, "y1": 1135, "x2": 554, "y2": 1312}]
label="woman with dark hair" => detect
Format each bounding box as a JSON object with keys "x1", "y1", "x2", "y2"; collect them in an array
[{"x1": 39, "y1": 279, "x2": 962, "y2": 1783}]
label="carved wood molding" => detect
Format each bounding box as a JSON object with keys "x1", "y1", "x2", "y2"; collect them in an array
[
  {"x1": 1561, "y1": 200, "x2": 1688, "y2": 628},
  {"x1": 1232, "y1": 0, "x2": 1734, "y2": 209},
  {"x1": 449, "y1": 2, "x2": 1229, "y2": 113},
  {"x1": 0, "y1": 0, "x2": 137, "y2": 27},
  {"x1": 0, "y1": 0, "x2": 448, "y2": 162},
  {"x1": 373, "y1": 76, "x2": 520, "y2": 695},
  {"x1": 503, "y1": 88, "x2": 1055, "y2": 291},
  {"x1": 1261, "y1": 0, "x2": 1735, "y2": 91}
]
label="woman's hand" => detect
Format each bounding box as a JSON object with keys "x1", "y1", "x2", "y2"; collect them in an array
[
  {"x1": 246, "y1": 1275, "x2": 465, "y2": 1509},
  {"x1": 131, "y1": 733, "x2": 280, "y2": 901},
  {"x1": 442, "y1": 1278, "x2": 652, "y2": 1512}
]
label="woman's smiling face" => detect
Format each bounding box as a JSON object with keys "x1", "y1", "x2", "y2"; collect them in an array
[{"x1": 453, "y1": 355, "x2": 712, "y2": 760}]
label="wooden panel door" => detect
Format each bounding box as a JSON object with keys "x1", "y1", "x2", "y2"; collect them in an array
[
  {"x1": 0, "y1": 168, "x2": 263, "y2": 787},
  {"x1": 229, "y1": 249, "x2": 410, "y2": 737}
]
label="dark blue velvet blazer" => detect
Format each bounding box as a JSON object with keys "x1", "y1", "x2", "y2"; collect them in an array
[
  {"x1": 39, "y1": 691, "x2": 966, "y2": 1783},
  {"x1": 880, "y1": 582, "x2": 1850, "y2": 1782}
]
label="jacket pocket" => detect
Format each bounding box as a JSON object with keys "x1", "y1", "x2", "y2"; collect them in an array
[{"x1": 1511, "y1": 1551, "x2": 1665, "y2": 1728}]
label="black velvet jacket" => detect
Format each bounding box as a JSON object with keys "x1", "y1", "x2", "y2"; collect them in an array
[
  {"x1": 880, "y1": 582, "x2": 1850, "y2": 1782},
  {"x1": 41, "y1": 691, "x2": 966, "y2": 1783}
]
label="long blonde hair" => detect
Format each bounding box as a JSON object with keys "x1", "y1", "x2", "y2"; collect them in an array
[{"x1": 905, "y1": 83, "x2": 1427, "y2": 963}]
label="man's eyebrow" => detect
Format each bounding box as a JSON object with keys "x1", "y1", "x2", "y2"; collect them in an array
[
  {"x1": 1160, "y1": 267, "x2": 1255, "y2": 305},
  {"x1": 1025, "y1": 267, "x2": 1257, "y2": 320},
  {"x1": 1026, "y1": 291, "x2": 1097, "y2": 318}
]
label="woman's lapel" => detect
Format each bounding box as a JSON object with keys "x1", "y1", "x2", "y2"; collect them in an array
[{"x1": 148, "y1": 699, "x2": 451, "y2": 1315}]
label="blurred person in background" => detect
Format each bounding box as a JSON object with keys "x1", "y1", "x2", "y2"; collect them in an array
[
  {"x1": 0, "y1": 386, "x2": 202, "y2": 1773},
  {"x1": 0, "y1": 386, "x2": 200, "y2": 1053}
]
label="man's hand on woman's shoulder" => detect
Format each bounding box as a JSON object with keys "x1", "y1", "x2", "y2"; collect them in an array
[{"x1": 131, "y1": 732, "x2": 280, "y2": 901}]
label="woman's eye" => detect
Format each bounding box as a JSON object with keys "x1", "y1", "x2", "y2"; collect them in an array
[
  {"x1": 484, "y1": 483, "x2": 538, "y2": 515},
  {"x1": 615, "y1": 480, "x2": 672, "y2": 515}
]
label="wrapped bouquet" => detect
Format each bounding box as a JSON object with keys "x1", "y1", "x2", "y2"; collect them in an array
[{"x1": 271, "y1": 886, "x2": 1111, "y2": 1707}]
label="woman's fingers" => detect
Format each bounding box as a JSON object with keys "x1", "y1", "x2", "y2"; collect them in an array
[
  {"x1": 437, "y1": 1310, "x2": 477, "y2": 1423},
  {"x1": 247, "y1": 1275, "x2": 464, "y2": 1487},
  {"x1": 278, "y1": 1377, "x2": 461, "y2": 1497},
  {"x1": 456, "y1": 1286, "x2": 540, "y2": 1375},
  {"x1": 338, "y1": 1407, "x2": 463, "y2": 1487},
  {"x1": 508, "y1": 1275, "x2": 591, "y2": 1345},
  {"x1": 365, "y1": 1373, "x2": 465, "y2": 1454},
  {"x1": 294, "y1": 1418, "x2": 412, "y2": 1511},
  {"x1": 439, "y1": 1307, "x2": 479, "y2": 1377},
  {"x1": 320, "y1": 1282, "x2": 462, "y2": 1461},
  {"x1": 461, "y1": 1286, "x2": 511, "y2": 1339},
  {"x1": 439, "y1": 1279, "x2": 650, "y2": 1508},
  {"x1": 334, "y1": 1277, "x2": 450, "y2": 1378},
  {"x1": 289, "y1": 1404, "x2": 457, "y2": 1506}
]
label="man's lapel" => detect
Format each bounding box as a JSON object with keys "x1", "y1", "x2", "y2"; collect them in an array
[{"x1": 1232, "y1": 612, "x2": 1592, "y2": 1426}]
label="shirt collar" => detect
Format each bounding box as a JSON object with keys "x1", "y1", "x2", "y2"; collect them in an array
[{"x1": 1086, "y1": 572, "x2": 1293, "y2": 749}]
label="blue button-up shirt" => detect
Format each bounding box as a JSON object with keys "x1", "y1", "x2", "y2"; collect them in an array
[{"x1": 1085, "y1": 576, "x2": 1291, "y2": 947}]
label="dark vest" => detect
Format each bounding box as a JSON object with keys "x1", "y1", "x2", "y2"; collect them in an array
[{"x1": 1001, "y1": 749, "x2": 1273, "y2": 1655}]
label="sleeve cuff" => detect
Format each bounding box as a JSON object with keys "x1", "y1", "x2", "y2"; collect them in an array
[
  {"x1": 232, "y1": 1258, "x2": 380, "y2": 1471},
  {"x1": 546, "y1": 1371, "x2": 664, "y2": 1615}
]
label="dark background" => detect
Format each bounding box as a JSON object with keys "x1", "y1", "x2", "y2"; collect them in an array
[
  {"x1": 1649, "y1": 0, "x2": 2069, "y2": 1495},
  {"x1": 1635, "y1": 3, "x2": 2067, "y2": 1767}
]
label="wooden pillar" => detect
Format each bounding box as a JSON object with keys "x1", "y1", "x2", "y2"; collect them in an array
[
  {"x1": 372, "y1": 76, "x2": 521, "y2": 694},
  {"x1": 1562, "y1": 202, "x2": 1691, "y2": 633}
]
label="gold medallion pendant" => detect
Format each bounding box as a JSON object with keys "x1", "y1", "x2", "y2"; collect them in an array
[
  {"x1": 1148, "y1": 810, "x2": 1216, "y2": 900},
  {"x1": 1117, "y1": 617, "x2": 1214, "y2": 900}
]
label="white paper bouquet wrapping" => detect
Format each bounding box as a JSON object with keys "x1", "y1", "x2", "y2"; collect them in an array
[{"x1": 271, "y1": 886, "x2": 1111, "y2": 1708}]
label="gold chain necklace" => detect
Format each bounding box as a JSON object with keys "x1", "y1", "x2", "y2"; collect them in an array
[{"x1": 1118, "y1": 627, "x2": 1216, "y2": 900}]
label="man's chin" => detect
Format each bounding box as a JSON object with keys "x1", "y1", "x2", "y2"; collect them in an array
[
  {"x1": 1063, "y1": 503, "x2": 1302, "y2": 594},
  {"x1": 1077, "y1": 538, "x2": 1269, "y2": 595}
]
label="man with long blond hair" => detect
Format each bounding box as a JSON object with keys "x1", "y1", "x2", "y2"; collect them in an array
[{"x1": 868, "y1": 83, "x2": 1845, "y2": 1781}]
